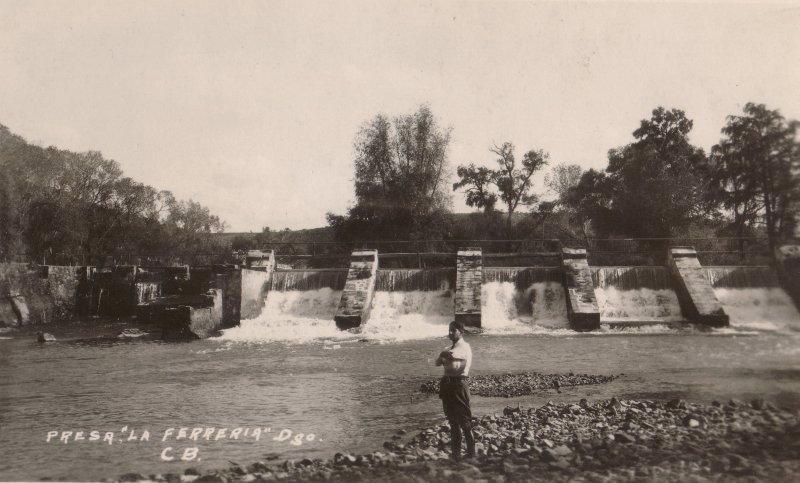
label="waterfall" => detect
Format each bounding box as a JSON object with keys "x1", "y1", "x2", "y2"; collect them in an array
[
  {"x1": 219, "y1": 287, "x2": 346, "y2": 342},
  {"x1": 135, "y1": 282, "x2": 161, "y2": 305},
  {"x1": 480, "y1": 268, "x2": 568, "y2": 332},
  {"x1": 590, "y1": 267, "x2": 682, "y2": 323},
  {"x1": 483, "y1": 267, "x2": 562, "y2": 286},
  {"x1": 590, "y1": 266, "x2": 672, "y2": 290},
  {"x1": 375, "y1": 269, "x2": 455, "y2": 292},
  {"x1": 481, "y1": 281, "x2": 569, "y2": 333},
  {"x1": 704, "y1": 266, "x2": 779, "y2": 288},
  {"x1": 271, "y1": 270, "x2": 349, "y2": 291}
]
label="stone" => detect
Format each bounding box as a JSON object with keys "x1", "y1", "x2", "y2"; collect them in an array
[
  {"x1": 195, "y1": 476, "x2": 226, "y2": 483},
  {"x1": 614, "y1": 432, "x2": 635, "y2": 444},
  {"x1": 37, "y1": 331, "x2": 56, "y2": 342},
  {"x1": 119, "y1": 473, "x2": 148, "y2": 482}
]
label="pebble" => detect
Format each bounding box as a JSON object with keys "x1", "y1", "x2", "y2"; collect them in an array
[
  {"x1": 114, "y1": 396, "x2": 800, "y2": 483},
  {"x1": 420, "y1": 372, "x2": 619, "y2": 397}
]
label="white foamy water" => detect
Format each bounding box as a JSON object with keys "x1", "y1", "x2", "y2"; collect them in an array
[
  {"x1": 594, "y1": 287, "x2": 683, "y2": 323},
  {"x1": 361, "y1": 290, "x2": 453, "y2": 341},
  {"x1": 218, "y1": 288, "x2": 352, "y2": 343},
  {"x1": 715, "y1": 287, "x2": 800, "y2": 332},
  {"x1": 481, "y1": 281, "x2": 569, "y2": 334}
]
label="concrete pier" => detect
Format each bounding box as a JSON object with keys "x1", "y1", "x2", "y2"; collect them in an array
[
  {"x1": 667, "y1": 247, "x2": 729, "y2": 327},
  {"x1": 454, "y1": 248, "x2": 482, "y2": 328},
  {"x1": 561, "y1": 248, "x2": 600, "y2": 331},
  {"x1": 241, "y1": 250, "x2": 275, "y2": 319},
  {"x1": 334, "y1": 250, "x2": 379, "y2": 330},
  {"x1": 775, "y1": 245, "x2": 800, "y2": 310}
]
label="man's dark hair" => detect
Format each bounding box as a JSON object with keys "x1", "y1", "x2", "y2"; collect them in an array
[{"x1": 449, "y1": 320, "x2": 465, "y2": 333}]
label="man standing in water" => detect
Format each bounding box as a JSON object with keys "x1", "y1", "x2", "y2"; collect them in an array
[{"x1": 435, "y1": 321, "x2": 476, "y2": 461}]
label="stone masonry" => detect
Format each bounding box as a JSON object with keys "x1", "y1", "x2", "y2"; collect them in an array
[
  {"x1": 334, "y1": 250, "x2": 379, "y2": 330},
  {"x1": 561, "y1": 248, "x2": 600, "y2": 331},
  {"x1": 455, "y1": 248, "x2": 482, "y2": 328},
  {"x1": 667, "y1": 247, "x2": 729, "y2": 327}
]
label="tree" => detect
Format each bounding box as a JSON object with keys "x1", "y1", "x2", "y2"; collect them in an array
[
  {"x1": 454, "y1": 142, "x2": 549, "y2": 227},
  {"x1": 544, "y1": 163, "x2": 583, "y2": 208},
  {"x1": 493, "y1": 143, "x2": 549, "y2": 226},
  {"x1": 709, "y1": 103, "x2": 800, "y2": 250},
  {"x1": 565, "y1": 168, "x2": 613, "y2": 243},
  {"x1": 572, "y1": 107, "x2": 712, "y2": 238},
  {"x1": 328, "y1": 105, "x2": 452, "y2": 241},
  {"x1": 452, "y1": 164, "x2": 498, "y2": 213}
]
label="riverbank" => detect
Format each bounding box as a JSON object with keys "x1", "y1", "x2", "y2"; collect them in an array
[{"x1": 115, "y1": 397, "x2": 800, "y2": 482}]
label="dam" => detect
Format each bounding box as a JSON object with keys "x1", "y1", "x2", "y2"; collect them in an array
[
  {"x1": 218, "y1": 244, "x2": 800, "y2": 341},
  {"x1": 3, "y1": 242, "x2": 799, "y2": 340}
]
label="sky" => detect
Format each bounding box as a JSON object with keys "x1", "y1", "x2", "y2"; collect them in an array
[{"x1": 1, "y1": 1, "x2": 799, "y2": 232}]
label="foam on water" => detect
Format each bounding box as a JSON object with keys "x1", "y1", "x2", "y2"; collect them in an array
[
  {"x1": 481, "y1": 281, "x2": 569, "y2": 334},
  {"x1": 361, "y1": 290, "x2": 453, "y2": 341},
  {"x1": 715, "y1": 287, "x2": 800, "y2": 332},
  {"x1": 218, "y1": 288, "x2": 352, "y2": 343},
  {"x1": 595, "y1": 287, "x2": 683, "y2": 323}
]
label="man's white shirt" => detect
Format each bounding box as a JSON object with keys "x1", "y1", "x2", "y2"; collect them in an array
[{"x1": 445, "y1": 338, "x2": 472, "y2": 376}]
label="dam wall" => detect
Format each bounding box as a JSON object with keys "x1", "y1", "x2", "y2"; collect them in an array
[
  {"x1": 455, "y1": 248, "x2": 482, "y2": 328},
  {"x1": 334, "y1": 250, "x2": 379, "y2": 330},
  {"x1": 667, "y1": 247, "x2": 729, "y2": 327},
  {"x1": 4, "y1": 244, "x2": 795, "y2": 335}
]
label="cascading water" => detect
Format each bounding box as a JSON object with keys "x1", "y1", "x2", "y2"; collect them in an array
[
  {"x1": 271, "y1": 270, "x2": 349, "y2": 292},
  {"x1": 361, "y1": 269, "x2": 456, "y2": 341},
  {"x1": 705, "y1": 266, "x2": 800, "y2": 331},
  {"x1": 219, "y1": 287, "x2": 347, "y2": 343},
  {"x1": 135, "y1": 282, "x2": 161, "y2": 305},
  {"x1": 481, "y1": 268, "x2": 569, "y2": 333},
  {"x1": 590, "y1": 267, "x2": 683, "y2": 324},
  {"x1": 219, "y1": 269, "x2": 350, "y2": 343}
]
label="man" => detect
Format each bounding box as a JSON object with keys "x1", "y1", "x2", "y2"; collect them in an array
[{"x1": 435, "y1": 320, "x2": 475, "y2": 461}]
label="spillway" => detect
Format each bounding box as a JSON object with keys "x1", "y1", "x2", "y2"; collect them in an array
[{"x1": 590, "y1": 267, "x2": 683, "y2": 325}]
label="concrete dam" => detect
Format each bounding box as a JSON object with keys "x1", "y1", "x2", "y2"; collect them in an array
[{"x1": 2, "y1": 246, "x2": 799, "y2": 341}]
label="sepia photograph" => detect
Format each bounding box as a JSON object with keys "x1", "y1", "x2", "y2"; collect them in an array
[{"x1": 1, "y1": 1, "x2": 800, "y2": 481}]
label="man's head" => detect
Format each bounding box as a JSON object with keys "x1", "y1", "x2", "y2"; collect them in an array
[{"x1": 448, "y1": 321, "x2": 465, "y2": 342}]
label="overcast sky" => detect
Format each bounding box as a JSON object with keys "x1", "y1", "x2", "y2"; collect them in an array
[{"x1": 2, "y1": 1, "x2": 799, "y2": 232}]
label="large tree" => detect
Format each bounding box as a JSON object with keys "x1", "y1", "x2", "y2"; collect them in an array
[
  {"x1": 454, "y1": 142, "x2": 549, "y2": 227},
  {"x1": 569, "y1": 107, "x2": 712, "y2": 239},
  {"x1": 328, "y1": 105, "x2": 452, "y2": 241},
  {"x1": 709, "y1": 103, "x2": 800, "y2": 250}
]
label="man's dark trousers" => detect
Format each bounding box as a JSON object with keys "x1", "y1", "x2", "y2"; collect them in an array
[{"x1": 439, "y1": 376, "x2": 475, "y2": 460}]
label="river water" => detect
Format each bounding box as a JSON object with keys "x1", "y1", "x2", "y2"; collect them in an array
[{"x1": 2, "y1": 281, "x2": 800, "y2": 481}]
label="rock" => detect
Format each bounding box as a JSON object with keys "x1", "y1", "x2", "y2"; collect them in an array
[
  {"x1": 246, "y1": 462, "x2": 269, "y2": 473},
  {"x1": 751, "y1": 398, "x2": 766, "y2": 410},
  {"x1": 195, "y1": 476, "x2": 226, "y2": 483},
  {"x1": 179, "y1": 477, "x2": 197, "y2": 483},
  {"x1": 683, "y1": 416, "x2": 700, "y2": 428},
  {"x1": 667, "y1": 398, "x2": 686, "y2": 410},
  {"x1": 37, "y1": 331, "x2": 56, "y2": 342},
  {"x1": 184, "y1": 469, "x2": 201, "y2": 476},
  {"x1": 551, "y1": 445, "x2": 572, "y2": 457},
  {"x1": 549, "y1": 458, "x2": 572, "y2": 471},
  {"x1": 119, "y1": 473, "x2": 148, "y2": 482},
  {"x1": 613, "y1": 432, "x2": 635, "y2": 444}
]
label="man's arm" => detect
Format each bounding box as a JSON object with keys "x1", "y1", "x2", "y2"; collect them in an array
[{"x1": 436, "y1": 350, "x2": 452, "y2": 366}]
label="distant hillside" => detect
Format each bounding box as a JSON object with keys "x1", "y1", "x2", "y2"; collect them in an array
[
  {"x1": 212, "y1": 211, "x2": 559, "y2": 248},
  {"x1": 212, "y1": 227, "x2": 335, "y2": 247}
]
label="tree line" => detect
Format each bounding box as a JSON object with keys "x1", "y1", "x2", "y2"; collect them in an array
[
  {"x1": 328, "y1": 104, "x2": 800, "y2": 252},
  {"x1": 0, "y1": 124, "x2": 226, "y2": 265}
]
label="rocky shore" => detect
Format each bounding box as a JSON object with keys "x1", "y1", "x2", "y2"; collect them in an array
[
  {"x1": 419, "y1": 372, "x2": 619, "y2": 397},
  {"x1": 116, "y1": 397, "x2": 800, "y2": 483}
]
